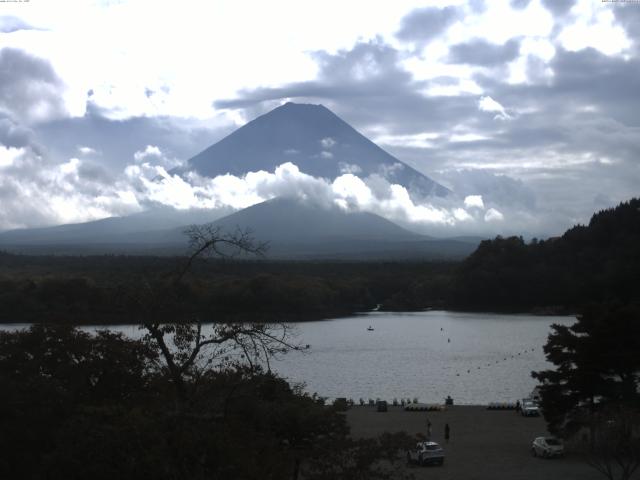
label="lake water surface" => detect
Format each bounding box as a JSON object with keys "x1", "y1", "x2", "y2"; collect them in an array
[
  {"x1": 2, "y1": 310, "x2": 574, "y2": 405},
  {"x1": 269, "y1": 310, "x2": 574, "y2": 405}
]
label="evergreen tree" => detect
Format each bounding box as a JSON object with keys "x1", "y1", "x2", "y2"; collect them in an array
[{"x1": 532, "y1": 303, "x2": 640, "y2": 436}]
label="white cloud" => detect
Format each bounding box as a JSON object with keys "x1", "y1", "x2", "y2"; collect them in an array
[
  {"x1": 484, "y1": 207, "x2": 504, "y2": 222},
  {"x1": 464, "y1": 194, "x2": 484, "y2": 209},
  {"x1": 374, "y1": 132, "x2": 441, "y2": 148},
  {"x1": 320, "y1": 137, "x2": 336, "y2": 148},
  {"x1": 0, "y1": 154, "x2": 140, "y2": 230},
  {"x1": 0, "y1": 146, "x2": 25, "y2": 168},
  {"x1": 320, "y1": 150, "x2": 334, "y2": 159},
  {"x1": 338, "y1": 162, "x2": 362, "y2": 174},
  {"x1": 557, "y1": 2, "x2": 631, "y2": 56},
  {"x1": 77, "y1": 145, "x2": 98, "y2": 155},
  {"x1": 1, "y1": 0, "x2": 430, "y2": 120},
  {"x1": 453, "y1": 207, "x2": 473, "y2": 221},
  {"x1": 478, "y1": 95, "x2": 512, "y2": 120},
  {"x1": 0, "y1": 155, "x2": 521, "y2": 236},
  {"x1": 132, "y1": 144, "x2": 183, "y2": 169},
  {"x1": 133, "y1": 145, "x2": 162, "y2": 162},
  {"x1": 450, "y1": 133, "x2": 488, "y2": 142}
]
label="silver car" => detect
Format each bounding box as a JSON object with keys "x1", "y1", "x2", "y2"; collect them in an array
[
  {"x1": 521, "y1": 399, "x2": 540, "y2": 417},
  {"x1": 531, "y1": 436, "x2": 564, "y2": 458},
  {"x1": 407, "y1": 441, "x2": 445, "y2": 466}
]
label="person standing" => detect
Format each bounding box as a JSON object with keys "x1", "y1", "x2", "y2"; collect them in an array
[
  {"x1": 426, "y1": 418, "x2": 432, "y2": 440},
  {"x1": 444, "y1": 423, "x2": 450, "y2": 443}
]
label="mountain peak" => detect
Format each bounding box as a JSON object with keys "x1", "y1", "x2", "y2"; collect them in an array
[
  {"x1": 279, "y1": 101, "x2": 327, "y2": 109},
  {"x1": 181, "y1": 102, "x2": 450, "y2": 199}
]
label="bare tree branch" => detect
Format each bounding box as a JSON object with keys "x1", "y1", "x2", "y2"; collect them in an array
[{"x1": 135, "y1": 224, "x2": 305, "y2": 406}]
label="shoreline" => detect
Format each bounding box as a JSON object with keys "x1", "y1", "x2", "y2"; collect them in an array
[{"x1": 0, "y1": 307, "x2": 577, "y2": 327}]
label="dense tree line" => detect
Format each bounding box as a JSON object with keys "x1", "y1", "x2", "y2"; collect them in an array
[
  {"x1": 449, "y1": 199, "x2": 640, "y2": 312},
  {"x1": 0, "y1": 253, "x2": 454, "y2": 323}
]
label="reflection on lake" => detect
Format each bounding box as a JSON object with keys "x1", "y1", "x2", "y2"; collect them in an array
[{"x1": 1, "y1": 310, "x2": 574, "y2": 405}]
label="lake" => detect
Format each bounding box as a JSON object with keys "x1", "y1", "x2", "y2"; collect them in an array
[
  {"x1": 268, "y1": 310, "x2": 574, "y2": 405},
  {"x1": 2, "y1": 310, "x2": 574, "y2": 405}
]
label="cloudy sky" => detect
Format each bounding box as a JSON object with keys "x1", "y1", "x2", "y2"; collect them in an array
[{"x1": 0, "y1": 0, "x2": 638, "y2": 237}]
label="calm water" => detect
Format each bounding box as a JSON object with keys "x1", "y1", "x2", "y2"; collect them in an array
[
  {"x1": 2, "y1": 311, "x2": 574, "y2": 405},
  {"x1": 270, "y1": 311, "x2": 573, "y2": 405}
]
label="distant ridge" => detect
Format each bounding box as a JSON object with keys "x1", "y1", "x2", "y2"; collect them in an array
[
  {"x1": 208, "y1": 197, "x2": 477, "y2": 260},
  {"x1": 177, "y1": 102, "x2": 449, "y2": 200},
  {"x1": 0, "y1": 197, "x2": 479, "y2": 259}
]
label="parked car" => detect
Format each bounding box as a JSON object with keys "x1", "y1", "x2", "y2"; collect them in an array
[
  {"x1": 521, "y1": 398, "x2": 540, "y2": 417},
  {"x1": 406, "y1": 441, "x2": 445, "y2": 466},
  {"x1": 531, "y1": 436, "x2": 564, "y2": 458}
]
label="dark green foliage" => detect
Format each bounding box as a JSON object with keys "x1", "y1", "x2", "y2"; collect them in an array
[
  {"x1": 0, "y1": 325, "x2": 159, "y2": 478},
  {"x1": 0, "y1": 254, "x2": 455, "y2": 323},
  {"x1": 532, "y1": 303, "x2": 640, "y2": 436},
  {"x1": 0, "y1": 326, "x2": 414, "y2": 480},
  {"x1": 451, "y1": 198, "x2": 640, "y2": 311}
]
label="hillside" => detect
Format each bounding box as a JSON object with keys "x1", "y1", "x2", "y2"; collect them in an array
[
  {"x1": 209, "y1": 197, "x2": 477, "y2": 259},
  {"x1": 449, "y1": 198, "x2": 640, "y2": 311}
]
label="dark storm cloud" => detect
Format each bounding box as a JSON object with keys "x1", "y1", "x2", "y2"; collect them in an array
[
  {"x1": 215, "y1": 39, "x2": 482, "y2": 136},
  {"x1": 0, "y1": 114, "x2": 38, "y2": 151},
  {"x1": 76, "y1": 159, "x2": 115, "y2": 185},
  {"x1": 36, "y1": 102, "x2": 233, "y2": 172},
  {"x1": 612, "y1": 3, "x2": 640, "y2": 53},
  {"x1": 0, "y1": 16, "x2": 35, "y2": 33},
  {"x1": 215, "y1": 40, "x2": 412, "y2": 108},
  {"x1": 447, "y1": 38, "x2": 521, "y2": 66},
  {"x1": 475, "y1": 47, "x2": 640, "y2": 129},
  {"x1": 446, "y1": 47, "x2": 640, "y2": 173},
  {"x1": 0, "y1": 48, "x2": 67, "y2": 124},
  {"x1": 212, "y1": 38, "x2": 640, "y2": 224},
  {"x1": 395, "y1": 6, "x2": 462, "y2": 44}
]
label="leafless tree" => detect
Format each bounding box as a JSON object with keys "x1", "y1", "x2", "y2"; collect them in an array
[{"x1": 138, "y1": 225, "x2": 306, "y2": 404}]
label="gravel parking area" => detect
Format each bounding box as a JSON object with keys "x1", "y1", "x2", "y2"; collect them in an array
[{"x1": 346, "y1": 405, "x2": 602, "y2": 480}]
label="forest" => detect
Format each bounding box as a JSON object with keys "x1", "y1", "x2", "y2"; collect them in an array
[
  {"x1": 0, "y1": 198, "x2": 638, "y2": 324},
  {"x1": 449, "y1": 198, "x2": 640, "y2": 312}
]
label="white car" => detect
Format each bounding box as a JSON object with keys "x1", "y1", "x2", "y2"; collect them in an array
[
  {"x1": 407, "y1": 441, "x2": 445, "y2": 466},
  {"x1": 521, "y1": 399, "x2": 540, "y2": 417},
  {"x1": 531, "y1": 436, "x2": 564, "y2": 458}
]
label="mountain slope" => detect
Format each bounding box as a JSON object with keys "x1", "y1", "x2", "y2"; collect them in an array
[
  {"x1": 0, "y1": 207, "x2": 229, "y2": 246},
  {"x1": 212, "y1": 197, "x2": 422, "y2": 243},
  {"x1": 210, "y1": 197, "x2": 476, "y2": 259},
  {"x1": 178, "y1": 102, "x2": 449, "y2": 200}
]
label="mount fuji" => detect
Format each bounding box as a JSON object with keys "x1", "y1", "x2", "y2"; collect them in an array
[
  {"x1": 0, "y1": 103, "x2": 477, "y2": 259},
  {"x1": 175, "y1": 102, "x2": 450, "y2": 200}
]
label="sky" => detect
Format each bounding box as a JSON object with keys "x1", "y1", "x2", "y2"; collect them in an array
[{"x1": 0, "y1": 0, "x2": 639, "y2": 237}]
